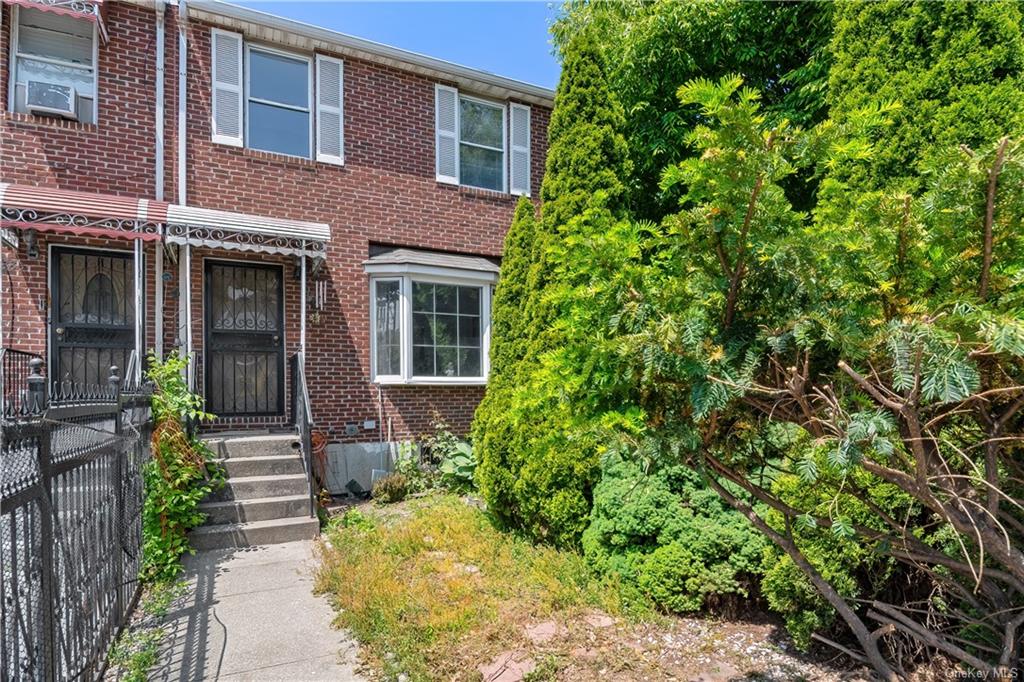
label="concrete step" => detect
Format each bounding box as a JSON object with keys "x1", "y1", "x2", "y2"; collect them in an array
[
  {"x1": 189, "y1": 516, "x2": 319, "y2": 550},
  {"x1": 203, "y1": 434, "x2": 301, "y2": 460},
  {"x1": 217, "y1": 455, "x2": 305, "y2": 478},
  {"x1": 199, "y1": 494, "x2": 311, "y2": 525},
  {"x1": 208, "y1": 474, "x2": 308, "y2": 502}
]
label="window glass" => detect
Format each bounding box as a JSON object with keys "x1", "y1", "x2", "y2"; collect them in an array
[
  {"x1": 249, "y1": 102, "x2": 310, "y2": 157},
  {"x1": 460, "y1": 146, "x2": 503, "y2": 192},
  {"x1": 249, "y1": 50, "x2": 309, "y2": 108},
  {"x1": 460, "y1": 99, "x2": 503, "y2": 148},
  {"x1": 247, "y1": 48, "x2": 310, "y2": 157},
  {"x1": 374, "y1": 280, "x2": 401, "y2": 376},
  {"x1": 13, "y1": 8, "x2": 95, "y2": 122},
  {"x1": 459, "y1": 97, "x2": 503, "y2": 191},
  {"x1": 410, "y1": 282, "x2": 483, "y2": 378}
]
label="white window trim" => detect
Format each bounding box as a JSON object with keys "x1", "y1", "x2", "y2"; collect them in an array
[
  {"x1": 368, "y1": 268, "x2": 495, "y2": 386},
  {"x1": 8, "y1": 5, "x2": 99, "y2": 124},
  {"x1": 244, "y1": 42, "x2": 314, "y2": 160},
  {"x1": 457, "y1": 92, "x2": 508, "y2": 194}
]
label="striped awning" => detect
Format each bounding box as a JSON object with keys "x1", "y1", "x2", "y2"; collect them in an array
[
  {"x1": 3, "y1": 0, "x2": 109, "y2": 42},
  {"x1": 0, "y1": 183, "x2": 330, "y2": 255}
]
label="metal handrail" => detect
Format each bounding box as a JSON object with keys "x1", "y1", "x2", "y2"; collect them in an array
[{"x1": 291, "y1": 352, "x2": 316, "y2": 517}]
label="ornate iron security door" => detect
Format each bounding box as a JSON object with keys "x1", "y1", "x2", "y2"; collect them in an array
[
  {"x1": 50, "y1": 247, "x2": 135, "y2": 393},
  {"x1": 204, "y1": 261, "x2": 285, "y2": 416}
]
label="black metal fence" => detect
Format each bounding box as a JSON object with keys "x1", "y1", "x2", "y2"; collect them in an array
[{"x1": 1, "y1": 360, "x2": 153, "y2": 682}]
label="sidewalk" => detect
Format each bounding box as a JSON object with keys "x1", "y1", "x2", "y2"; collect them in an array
[{"x1": 150, "y1": 540, "x2": 365, "y2": 681}]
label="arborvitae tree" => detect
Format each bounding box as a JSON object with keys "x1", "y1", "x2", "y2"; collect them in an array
[
  {"x1": 473, "y1": 31, "x2": 630, "y2": 545},
  {"x1": 472, "y1": 197, "x2": 536, "y2": 522},
  {"x1": 828, "y1": 0, "x2": 1024, "y2": 193}
]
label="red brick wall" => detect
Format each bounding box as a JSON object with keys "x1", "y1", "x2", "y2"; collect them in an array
[
  {"x1": 0, "y1": 3, "x2": 552, "y2": 443},
  {"x1": 176, "y1": 18, "x2": 549, "y2": 441}
]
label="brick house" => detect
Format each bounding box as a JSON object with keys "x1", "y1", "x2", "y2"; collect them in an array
[{"x1": 0, "y1": 0, "x2": 553, "y2": 500}]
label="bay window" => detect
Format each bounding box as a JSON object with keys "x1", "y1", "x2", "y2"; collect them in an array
[{"x1": 367, "y1": 255, "x2": 496, "y2": 384}]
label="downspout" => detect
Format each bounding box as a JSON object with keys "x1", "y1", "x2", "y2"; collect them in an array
[
  {"x1": 176, "y1": 0, "x2": 193, "y2": 390},
  {"x1": 154, "y1": 0, "x2": 165, "y2": 362}
]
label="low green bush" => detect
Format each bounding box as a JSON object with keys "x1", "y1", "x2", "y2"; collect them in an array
[
  {"x1": 759, "y1": 450, "x2": 914, "y2": 649},
  {"x1": 582, "y1": 449, "x2": 766, "y2": 613}
]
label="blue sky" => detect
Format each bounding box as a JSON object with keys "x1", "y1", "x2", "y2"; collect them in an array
[{"x1": 234, "y1": 1, "x2": 563, "y2": 90}]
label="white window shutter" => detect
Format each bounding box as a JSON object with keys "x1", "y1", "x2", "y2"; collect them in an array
[
  {"x1": 435, "y1": 84, "x2": 459, "y2": 184},
  {"x1": 509, "y1": 103, "x2": 531, "y2": 196},
  {"x1": 316, "y1": 55, "x2": 344, "y2": 165},
  {"x1": 211, "y1": 29, "x2": 243, "y2": 147}
]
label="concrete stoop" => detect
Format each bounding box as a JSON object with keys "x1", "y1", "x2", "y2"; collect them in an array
[{"x1": 193, "y1": 434, "x2": 319, "y2": 550}]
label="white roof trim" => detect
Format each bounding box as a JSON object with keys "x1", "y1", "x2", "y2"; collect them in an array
[
  {"x1": 165, "y1": 204, "x2": 331, "y2": 242},
  {"x1": 188, "y1": 1, "x2": 556, "y2": 107}
]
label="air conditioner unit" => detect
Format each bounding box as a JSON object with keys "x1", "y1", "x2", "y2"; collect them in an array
[{"x1": 25, "y1": 81, "x2": 77, "y2": 119}]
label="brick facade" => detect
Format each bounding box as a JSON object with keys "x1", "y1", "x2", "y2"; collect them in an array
[{"x1": 0, "y1": 2, "x2": 551, "y2": 444}]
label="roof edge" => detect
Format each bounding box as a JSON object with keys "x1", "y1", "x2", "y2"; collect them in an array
[{"x1": 187, "y1": 1, "x2": 556, "y2": 107}]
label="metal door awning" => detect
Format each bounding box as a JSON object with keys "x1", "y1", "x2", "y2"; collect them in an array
[
  {"x1": 0, "y1": 183, "x2": 330, "y2": 255},
  {"x1": 2, "y1": 0, "x2": 109, "y2": 42}
]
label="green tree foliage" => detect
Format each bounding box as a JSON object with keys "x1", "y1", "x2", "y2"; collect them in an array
[
  {"x1": 827, "y1": 0, "x2": 1024, "y2": 193},
  {"x1": 585, "y1": 73, "x2": 1024, "y2": 677},
  {"x1": 473, "y1": 32, "x2": 630, "y2": 545},
  {"x1": 582, "y1": 444, "x2": 766, "y2": 613},
  {"x1": 553, "y1": 0, "x2": 832, "y2": 220}
]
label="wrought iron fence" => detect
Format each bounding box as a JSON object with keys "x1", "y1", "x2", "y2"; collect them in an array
[
  {"x1": 1, "y1": 348, "x2": 45, "y2": 419},
  {"x1": 1, "y1": 360, "x2": 153, "y2": 682}
]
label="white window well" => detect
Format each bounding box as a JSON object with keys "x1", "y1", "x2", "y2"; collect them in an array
[
  {"x1": 9, "y1": 6, "x2": 98, "y2": 123},
  {"x1": 365, "y1": 249, "x2": 498, "y2": 385}
]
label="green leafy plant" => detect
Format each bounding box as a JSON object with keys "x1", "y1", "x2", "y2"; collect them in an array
[
  {"x1": 437, "y1": 441, "x2": 476, "y2": 493},
  {"x1": 142, "y1": 351, "x2": 222, "y2": 582}
]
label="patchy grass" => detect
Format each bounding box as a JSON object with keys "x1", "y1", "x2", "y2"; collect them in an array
[
  {"x1": 315, "y1": 494, "x2": 653, "y2": 681},
  {"x1": 106, "y1": 580, "x2": 187, "y2": 681}
]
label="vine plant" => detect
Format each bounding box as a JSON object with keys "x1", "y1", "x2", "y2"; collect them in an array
[{"x1": 142, "y1": 352, "x2": 222, "y2": 581}]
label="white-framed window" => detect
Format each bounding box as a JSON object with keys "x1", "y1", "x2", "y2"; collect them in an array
[
  {"x1": 8, "y1": 6, "x2": 98, "y2": 123},
  {"x1": 435, "y1": 84, "x2": 531, "y2": 195},
  {"x1": 211, "y1": 29, "x2": 344, "y2": 164},
  {"x1": 458, "y1": 95, "x2": 506, "y2": 192},
  {"x1": 369, "y1": 272, "x2": 494, "y2": 385},
  {"x1": 246, "y1": 44, "x2": 312, "y2": 158}
]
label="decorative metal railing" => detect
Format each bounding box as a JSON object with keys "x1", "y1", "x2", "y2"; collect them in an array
[
  {"x1": 1, "y1": 363, "x2": 153, "y2": 682},
  {"x1": 290, "y1": 352, "x2": 317, "y2": 517},
  {"x1": 1, "y1": 348, "x2": 45, "y2": 418}
]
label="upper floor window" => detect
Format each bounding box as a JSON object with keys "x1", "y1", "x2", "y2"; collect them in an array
[
  {"x1": 436, "y1": 85, "x2": 531, "y2": 196},
  {"x1": 211, "y1": 29, "x2": 344, "y2": 165},
  {"x1": 9, "y1": 7, "x2": 97, "y2": 123},
  {"x1": 458, "y1": 97, "x2": 504, "y2": 192},
  {"x1": 246, "y1": 47, "x2": 311, "y2": 158}
]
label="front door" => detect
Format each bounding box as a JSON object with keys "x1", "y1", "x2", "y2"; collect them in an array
[
  {"x1": 204, "y1": 261, "x2": 284, "y2": 416},
  {"x1": 50, "y1": 247, "x2": 135, "y2": 392}
]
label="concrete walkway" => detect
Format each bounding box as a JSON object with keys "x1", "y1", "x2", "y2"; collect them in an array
[{"x1": 150, "y1": 540, "x2": 365, "y2": 681}]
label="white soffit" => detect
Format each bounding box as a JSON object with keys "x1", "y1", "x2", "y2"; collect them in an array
[{"x1": 188, "y1": 1, "x2": 556, "y2": 107}]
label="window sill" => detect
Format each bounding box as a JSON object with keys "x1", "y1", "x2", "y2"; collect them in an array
[
  {"x1": 437, "y1": 182, "x2": 516, "y2": 203},
  {"x1": 2, "y1": 111, "x2": 97, "y2": 132},
  {"x1": 374, "y1": 377, "x2": 487, "y2": 387},
  {"x1": 211, "y1": 140, "x2": 327, "y2": 169}
]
